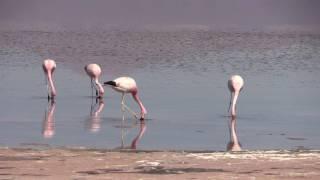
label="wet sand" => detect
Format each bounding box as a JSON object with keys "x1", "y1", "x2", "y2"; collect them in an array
[{"x1": 0, "y1": 148, "x2": 320, "y2": 179}]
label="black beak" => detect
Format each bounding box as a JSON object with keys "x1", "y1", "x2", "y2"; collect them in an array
[{"x1": 104, "y1": 81, "x2": 116, "y2": 86}]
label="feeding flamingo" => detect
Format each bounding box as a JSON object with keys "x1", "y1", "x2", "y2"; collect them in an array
[
  {"x1": 42, "y1": 59, "x2": 57, "y2": 99},
  {"x1": 84, "y1": 64, "x2": 105, "y2": 98},
  {"x1": 104, "y1": 77, "x2": 147, "y2": 120},
  {"x1": 228, "y1": 75, "x2": 244, "y2": 117}
]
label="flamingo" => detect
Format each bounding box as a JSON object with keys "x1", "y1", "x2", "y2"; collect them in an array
[
  {"x1": 104, "y1": 77, "x2": 147, "y2": 120},
  {"x1": 84, "y1": 64, "x2": 104, "y2": 98},
  {"x1": 228, "y1": 75, "x2": 244, "y2": 117},
  {"x1": 42, "y1": 59, "x2": 57, "y2": 99}
]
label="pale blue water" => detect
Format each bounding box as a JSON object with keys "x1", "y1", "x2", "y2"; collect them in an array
[{"x1": 0, "y1": 29, "x2": 320, "y2": 151}]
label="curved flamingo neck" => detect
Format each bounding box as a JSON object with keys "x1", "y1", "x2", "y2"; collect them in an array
[
  {"x1": 94, "y1": 79, "x2": 104, "y2": 97},
  {"x1": 231, "y1": 91, "x2": 239, "y2": 117},
  {"x1": 132, "y1": 92, "x2": 147, "y2": 118},
  {"x1": 47, "y1": 71, "x2": 56, "y2": 97}
]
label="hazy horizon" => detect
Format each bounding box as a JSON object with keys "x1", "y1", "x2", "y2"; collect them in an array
[{"x1": 1, "y1": 0, "x2": 320, "y2": 31}]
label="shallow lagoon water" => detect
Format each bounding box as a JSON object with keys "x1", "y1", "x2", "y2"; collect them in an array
[{"x1": 0, "y1": 29, "x2": 320, "y2": 151}]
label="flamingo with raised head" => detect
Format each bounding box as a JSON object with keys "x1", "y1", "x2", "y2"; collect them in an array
[
  {"x1": 84, "y1": 64, "x2": 104, "y2": 98},
  {"x1": 228, "y1": 75, "x2": 244, "y2": 117},
  {"x1": 42, "y1": 59, "x2": 57, "y2": 99},
  {"x1": 104, "y1": 77, "x2": 147, "y2": 120}
]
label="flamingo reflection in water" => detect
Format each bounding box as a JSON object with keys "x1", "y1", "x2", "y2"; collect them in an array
[
  {"x1": 113, "y1": 112, "x2": 147, "y2": 150},
  {"x1": 130, "y1": 121, "x2": 147, "y2": 149},
  {"x1": 226, "y1": 116, "x2": 242, "y2": 151},
  {"x1": 86, "y1": 98, "x2": 104, "y2": 132},
  {"x1": 42, "y1": 100, "x2": 56, "y2": 138}
]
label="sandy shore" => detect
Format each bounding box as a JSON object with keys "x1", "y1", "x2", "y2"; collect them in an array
[{"x1": 0, "y1": 148, "x2": 319, "y2": 179}]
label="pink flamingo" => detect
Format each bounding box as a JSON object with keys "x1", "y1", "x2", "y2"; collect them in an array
[
  {"x1": 228, "y1": 75, "x2": 244, "y2": 117},
  {"x1": 84, "y1": 64, "x2": 105, "y2": 98},
  {"x1": 42, "y1": 59, "x2": 57, "y2": 99},
  {"x1": 104, "y1": 77, "x2": 147, "y2": 120}
]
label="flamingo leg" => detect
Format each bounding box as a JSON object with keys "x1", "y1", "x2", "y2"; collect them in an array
[
  {"x1": 123, "y1": 104, "x2": 139, "y2": 119},
  {"x1": 90, "y1": 96, "x2": 95, "y2": 116},
  {"x1": 90, "y1": 78, "x2": 94, "y2": 97},
  {"x1": 44, "y1": 75, "x2": 50, "y2": 99},
  {"x1": 227, "y1": 117, "x2": 232, "y2": 142},
  {"x1": 46, "y1": 84, "x2": 49, "y2": 94},
  {"x1": 121, "y1": 93, "x2": 138, "y2": 119},
  {"x1": 121, "y1": 108, "x2": 125, "y2": 148},
  {"x1": 92, "y1": 79, "x2": 99, "y2": 97},
  {"x1": 44, "y1": 74, "x2": 48, "y2": 88},
  {"x1": 121, "y1": 93, "x2": 125, "y2": 112}
]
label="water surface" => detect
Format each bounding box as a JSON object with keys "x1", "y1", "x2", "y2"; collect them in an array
[{"x1": 0, "y1": 29, "x2": 320, "y2": 151}]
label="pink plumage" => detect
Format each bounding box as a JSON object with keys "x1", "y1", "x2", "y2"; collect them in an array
[
  {"x1": 42, "y1": 59, "x2": 57, "y2": 99},
  {"x1": 84, "y1": 64, "x2": 105, "y2": 98},
  {"x1": 104, "y1": 77, "x2": 147, "y2": 120},
  {"x1": 228, "y1": 75, "x2": 244, "y2": 117}
]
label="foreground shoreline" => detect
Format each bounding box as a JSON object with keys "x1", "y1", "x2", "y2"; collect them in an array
[{"x1": 1, "y1": 148, "x2": 320, "y2": 179}]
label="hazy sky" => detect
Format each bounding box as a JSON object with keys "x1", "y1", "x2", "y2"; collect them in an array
[{"x1": 1, "y1": 0, "x2": 320, "y2": 30}]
